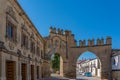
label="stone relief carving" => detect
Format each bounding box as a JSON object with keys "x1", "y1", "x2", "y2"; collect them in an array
[
  {"x1": 0, "y1": 41, "x2": 5, "y2": 50},
  {"x1": 6, "y1": 6, "x2": 17, "y2": 21},
  {"x1": 23, "y1": 50, "x2": 26, "y2": 55},
  {"x1": 21, "y1": 58, "x2": 27, "y2": 63},
  {"x1": 10, "y1": 55, "x2": 13, "y2": 60},
  {"x1": 21, "y1": 23, "x2": 28, "y2": 32},
  {"x1": 9, "y1": 41, "x2": 15, "y2": 50},
  {"x1": 17, "y1": 49, "x2": 22, "y2": 56},
  {"x1": 30, "y1": 32, "x2": 35, "y2": 40},
  {"x1": 37, "y1": 41, "x2": 40, "y2": 45}
]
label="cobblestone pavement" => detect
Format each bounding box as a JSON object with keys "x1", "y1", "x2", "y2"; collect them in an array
[
  {"x1": 39, "y1": 74, "x2": 101, "y2": 80},
  {"x1": 39, "y1": 74, "x2": 69, "y2": 80}
]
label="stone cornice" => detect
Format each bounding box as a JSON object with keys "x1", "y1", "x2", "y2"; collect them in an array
[
  {"x1": 0, "y1": 41, "x2": 41, "y2": 63},
  {"x1": 12, "y1": 0, "x2": 45, "y2": 44},
  {"x1": 71, "y1": 44, "x2": 112, "y2": 48}
]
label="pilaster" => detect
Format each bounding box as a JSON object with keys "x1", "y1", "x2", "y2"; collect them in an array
[{"x1": 0, "y1": 52, "x2": 1, "y2": 79}]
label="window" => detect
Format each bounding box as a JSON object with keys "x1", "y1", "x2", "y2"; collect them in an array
[
  {"x1": 8, "y1": 24, "x2": 13, "y2": 38},
  {"x1": 21, "y1": 34, "x2": 28, "y2": 49},
  {"x1": 112, "y1": 56, "x2": 119, "y2": 66},
  {"x1": 30, "y1": 42, "x2": 35, "y2": 53},
  {"x1": 41, "y1": 50, "x2": 44, "y2": 58},
  {"x1": 54, "y1": 40, "x2": 58, "y2": 46},
  {"x1": 113, "y1": 58, "x2": 116, "y2": 65},
  {"x1": 37, "y1": 47, "x2": 40, "y2": 56},
  {"x1": 6, "y1": 22, "x2": 16, "y2": 42}
]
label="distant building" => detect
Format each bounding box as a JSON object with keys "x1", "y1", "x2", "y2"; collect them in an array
[
  {"x1": 76, "y1": 58, "x2": 101, "y2": 77},
  {"x1": 112, "y1": 49, "x2": 120, "y2": 80}
]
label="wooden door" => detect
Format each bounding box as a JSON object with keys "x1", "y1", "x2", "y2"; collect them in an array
[
  {"x1": 31, "y1": 65, "x2": 34, "y2": 80},
  {"x1": 37, "y1": 66, "x2": 39, "y2": 79},
  {"x1": 21, "y1": 64, "x2": 27, "y2": 80},
  {"x1": 6, "y1": 61, "x2": 16, "y2": 80}
]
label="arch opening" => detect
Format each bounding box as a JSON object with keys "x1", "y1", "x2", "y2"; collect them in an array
[
  {"x1": 50, "y1": 53, "x2": 63, "y2": 77},
  {"x1": 76, "y1": 51, "x2": 101, "y2": 79}
]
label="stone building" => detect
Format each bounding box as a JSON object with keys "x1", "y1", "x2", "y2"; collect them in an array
[
  {"x1": 0, "y1": 0, "x2": 49, "y2": 80},
  {"x1": 112, "y1": 49, "x2": 120, "y2": 80},
  {"x1": 45, "y1": 27, "x2": 112, "y2": 80},
  {"x1": 0, "y1": 0, "x2": 114, "y2": 80}
]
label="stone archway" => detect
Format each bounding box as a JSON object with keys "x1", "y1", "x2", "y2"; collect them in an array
[
  {"x1": 76, "y1": 51, "x2": 102, "y2": 78},
  {"x1": 45, "y1": 27, "x2": 112, "y2": 80},
  {"x1": 50, "y1": 53, "x2": 64, "y2": 76},
  {"x1": 67, "y1": 44, "x2": 112, "y2": 79}
]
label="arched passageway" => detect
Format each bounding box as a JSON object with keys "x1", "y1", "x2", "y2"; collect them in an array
[
  {"x1": 76, "y1": 51, "x2": 101, "y2": 79},
  {"x1": 50, "y1": 53, "x2": 63, "y2": 77},
  {"x1": 45, "y1": 27, "x2": 112, "y2": 80}
]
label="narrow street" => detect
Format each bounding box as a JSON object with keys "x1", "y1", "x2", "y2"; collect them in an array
[
  {"x1": 39, "y1": 74, "x2": 101, "y2": 80},
  {"x1": 76, "y1": 75, "x2": 101, "y2": 80}
]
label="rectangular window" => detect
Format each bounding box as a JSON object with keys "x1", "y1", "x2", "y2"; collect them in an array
[
  {"x1": 6, "y1": 22, "x2": 16, "y2": 42},
  {"x1": 31, "y1": 42, "x2": 35, "y2": 53},
  {"x1": 21, "y1": 34, "x2": 28, "y2": 49},
  {"x1": 7, "y1": 24, "x2": 13, "y2": 38},
  {"x1": 37, "y1": 47, "x2": 40, "y2": 56}
]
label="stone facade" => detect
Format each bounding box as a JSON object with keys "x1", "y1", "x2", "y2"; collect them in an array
[
  {"x1": 0, "y1": 0, "x2": 114, "y2": 80},
  {"x1": 0, "y1": 0, "x2": 48, "y2": 80},
  {"x1": 45, "y1": 27, "x2": 112, "y2": 80},
  {"x1": 112, "y1": 71, "x2": 120, "y2": 80}
]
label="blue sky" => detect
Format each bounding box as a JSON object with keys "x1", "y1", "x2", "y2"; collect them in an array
[
  {"x1": 18, "y1": 0, "x2": 120, "y2": 59},
  {"x1": 77, "y1": 51, "x2": 97, "y2": 61}
]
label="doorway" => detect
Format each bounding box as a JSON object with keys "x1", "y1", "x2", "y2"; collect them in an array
[
  {"x1": 6, "y1": 61, "x2": 16, "y2": 80},
  {"x1": 36, "y1": 66, "x2": 39, "y2": 79},
  {"x1": 50, "y1": 53, "x2": 63, "y2": 77},
  {"x1": 21, "y1": 63, "x2": 27, "y2": 80},
  {"x1": 31, "y1": 65, "x2": 34, "y2": 80}
]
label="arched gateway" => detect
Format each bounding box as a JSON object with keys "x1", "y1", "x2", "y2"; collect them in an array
[{"x1": 44, "y1": 27, "x2": 112, "y2": 80}]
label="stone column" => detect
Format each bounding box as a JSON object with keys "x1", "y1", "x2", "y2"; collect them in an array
[
  {"x1": 28, "y1": 59, "x2": 31, "y2": 80},
  {"x1": 65, "y1": 64, "x2": 76, "y2": 78},
  {"x1": 34, "y1": 63, "x2": 36, "y2": 80},
  {"x1": 18, "y1": 58, "x2": 21, "y2": 80},
  {"x1": 63, "y1": 60, "x2": 76, "y2": 79},
  {"x1": 60, "y1": 56, "x2": 63, "y2": 76},
  {"x1": 100, "y1": 53, "x2": 111, "y2": 80}
]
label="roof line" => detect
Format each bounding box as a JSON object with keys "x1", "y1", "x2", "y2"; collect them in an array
[{"x1": 14, "y1": 0, "x2": 45, "y2": 43}]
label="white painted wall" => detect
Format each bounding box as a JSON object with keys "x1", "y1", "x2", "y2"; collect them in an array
[
  {"x1": 112, "y1": 55, "x2": 120, "y2": 70},
  {"x1": 97, "y1": 69, "x2": 101, "y2": 77}
]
